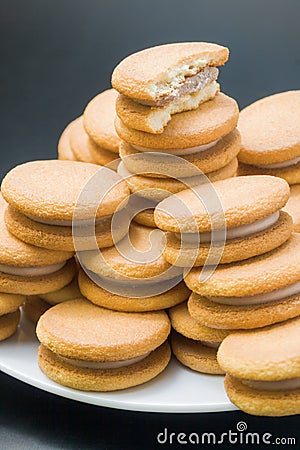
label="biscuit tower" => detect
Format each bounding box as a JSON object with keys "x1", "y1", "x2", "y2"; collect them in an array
[
  {"x1": 154, "y1": 174, "x2": 297, "y2": 374},
  {"x1": 111, "y1": 42, "x2": 240, "y2": 225}
]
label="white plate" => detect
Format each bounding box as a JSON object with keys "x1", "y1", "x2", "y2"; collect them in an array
[{"x1": 0, "y1": 313, "x2": 236, "y2": 413}]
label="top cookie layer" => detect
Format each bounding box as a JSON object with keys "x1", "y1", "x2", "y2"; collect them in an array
[
  {"x1": 185, "y1": 233, "x2": 300, "y2": 296},
  {"x1": 238, "y1": 91, "x2": 300, "y2": 164},
  {"x1": 154, "y1": 175, "x2": 289, "y2": 232},
  {"x1": 217, "y1": 316, "x2": 300, "y2": 380},
  {"x1": 1, "y1": 160, "x2": 129, "y2": 220},
  {"x1": 83, "y1": 89, "x2": 120, "y2": 152},
  {"x1": 111, "y1": 42, "x2": 228, "y2": 101},
  {"x1": 115, "y1": 93, "x2": 239, "y2": 148},
  {"x1": 36, "y1": 299, "x2": 170, "y2": 361}
]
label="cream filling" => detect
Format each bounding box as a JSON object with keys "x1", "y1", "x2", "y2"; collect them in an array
[
  {"x1": 57, "y1": 352, "x2": 150, "y2": 369},
  {"x1": 0, "y1": 261, "x2": 66, "y2": 277},
  {"x1": 25, "y1": 214, "x2": 112, "y2": 227},
  {"x1": 242, "y1": 377, "x2": 300, "y2": 392},
  {"x1": 255, "y1": 156, "x2": 300, "y2": 169},
  {"x1": 131, "y1": 139, "x2": 220, "y2": 156},
  {"x1": 208, "y1": 279, "x2": 300, "y2": 306},
  {"x1": 175, "y1": 211, "x2": 280, "y2": 244}
]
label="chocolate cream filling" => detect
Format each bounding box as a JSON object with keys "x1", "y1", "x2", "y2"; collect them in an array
[{"x1": 135, "y1": 66, "x2": 219, "y2": 107}]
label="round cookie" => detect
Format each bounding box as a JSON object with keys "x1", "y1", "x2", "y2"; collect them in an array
[
  {"x1": 1, "y1": 160, "x2": 129, "y2": 221},
  {"x1": 169, "y1": 302, "x2": 233, "y2": 343},
  {"x1": 154, "y1": 175, "x2": 291, "y2": 266},
  {"x1": 171, "y1": 332, "x2": 224, "y2": 375},
  {"x1": 57, "y1": 119, "x2": 78, "y2": 161},
  {"x1": 283, "y1": 185, "x2": 300, "y2": 232},
  {"x1": 78, "y1": 268, "x2": 189, "y2": 312},
  {"x1": 118, "y1": 157, "x2": 238, "y2": 202},
  {"x1": 218, "y1": 317, "x2": 300, "y2": 416},
  {"x1": 115, "y1": 93, "x2": 239, "y2": 149},
  {"x1": 237, "y1": 161, "x2": 300, "y2": 185},
  {"x1": 111, "y1": 42, "x2": 229, "y2": 102},
  {"x1": 83, "y1": 89, "x2": 120, "y2": 152},
  {"x1": 238, "y1": 91, "x2": 300, "y2": 165},
  {"x1": 2, "y1": 160, "x2": 130, "y2": 252},
  {"x1": 0, "y1": 310, "x2": 20, "y2": 341},
  {"x1": 36, "y1": 299, "x2": 171, "y2": 391},
  {"x1": 119, "y1": 129, "x2": 241, "y2": 178}
]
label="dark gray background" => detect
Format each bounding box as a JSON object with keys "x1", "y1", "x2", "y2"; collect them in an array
[{"x1": 0, "y1": 0, "x2": 299, "y2": 448}]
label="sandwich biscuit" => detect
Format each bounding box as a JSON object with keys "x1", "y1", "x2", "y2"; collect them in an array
[
  {"x1": 218, "y1": 317, "x2": 300, "y2": 416},
  {"x1": 37, "y1": 299, "x2": 171, "y2": 391}
]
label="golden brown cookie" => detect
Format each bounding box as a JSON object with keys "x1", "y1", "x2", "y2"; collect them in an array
[
  {"x1": 2, "y1": 160, "x2": 129, "y2": 252},
  {"x1": 37, "y1": 299, "x2": 171, "y2": 391},
  {"x1": 83, "y1": 89, "x2": 120, "y2": 152},
  {"x1": 218, "y1": 317, "x2": 300, "y2": 416},
  {"x1": 238, "y1": 91, "x2": 300, "y2": 165}
]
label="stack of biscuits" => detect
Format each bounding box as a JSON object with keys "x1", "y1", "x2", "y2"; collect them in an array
[
  {"x1": 154, "y1": 174, "x2": 297, "y2": 374},
  {"x1": 111, "y1": 42, "x2": 240, "y2": 227},
  {"x1": 58, "y1": 89, "x2": 120, "y2": 168},
  {"x1": 237, "y1": 91, "x2": 300, "y2": 231},
  {"x1": 0, "y1": 159, "x2": 130, "y2": 327}
]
